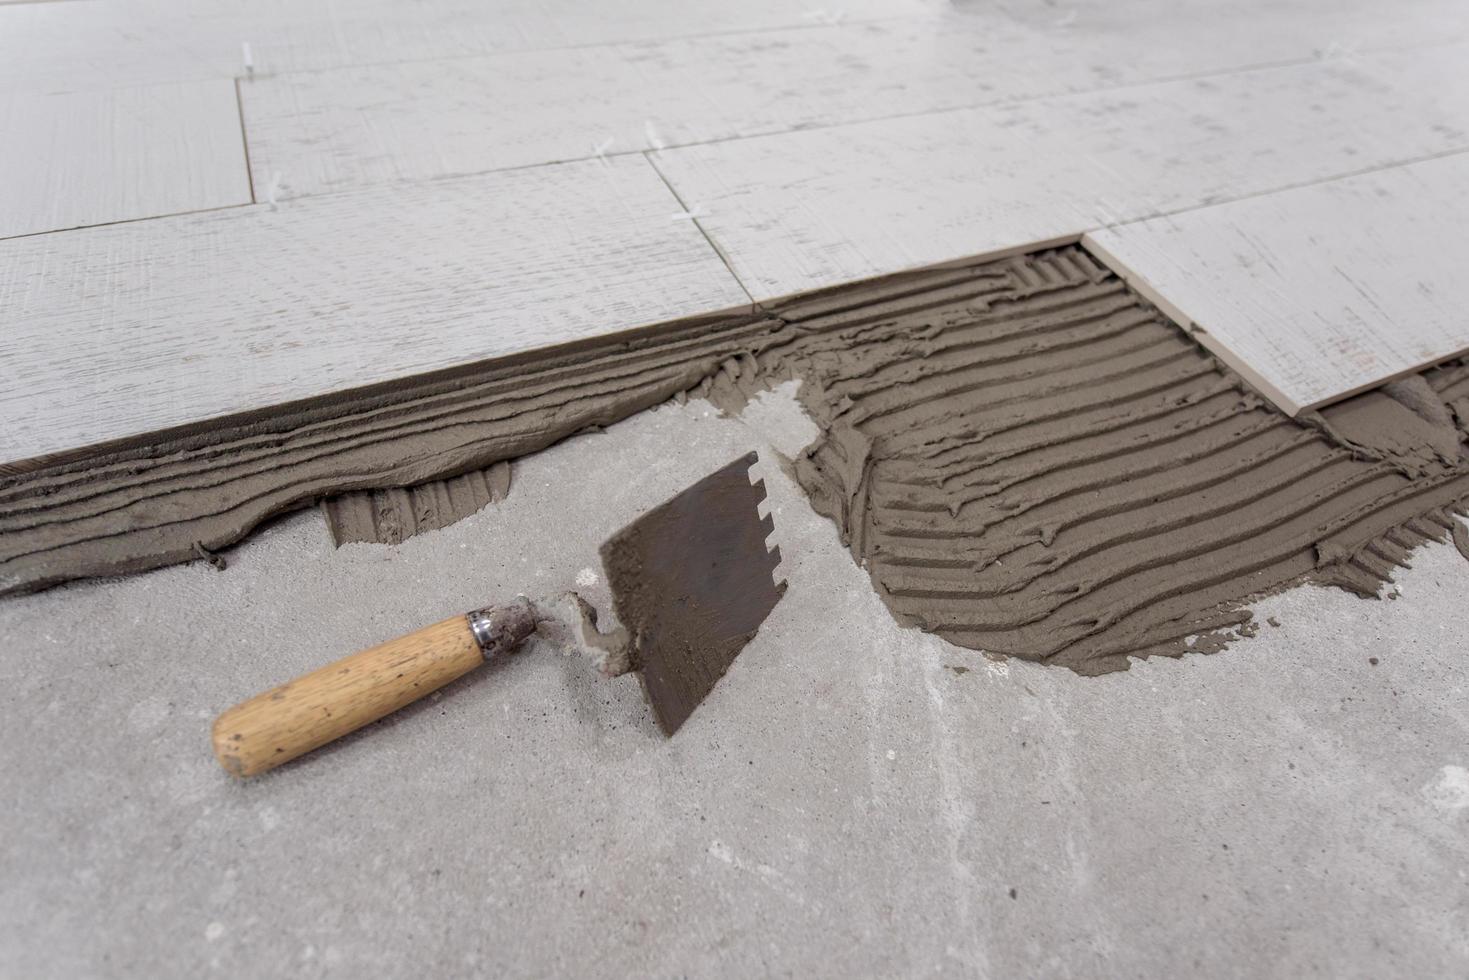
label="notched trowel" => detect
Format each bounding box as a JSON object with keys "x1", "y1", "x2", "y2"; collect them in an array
[{"x1": 212, "y1": 453, "x2": 786, "y2": 777}]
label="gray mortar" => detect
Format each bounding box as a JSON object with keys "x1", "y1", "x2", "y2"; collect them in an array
[{"x1": 1, "y1": 387, "x2": 1466, "y2": 978}]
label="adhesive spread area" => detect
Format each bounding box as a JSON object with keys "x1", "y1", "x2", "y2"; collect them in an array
[
  {"x1": 3, "y1": 246, "x2": 1466, "y2": 675},
  {"x1": 698, "y1": 247, "x2": 1469, "y2": 673}
]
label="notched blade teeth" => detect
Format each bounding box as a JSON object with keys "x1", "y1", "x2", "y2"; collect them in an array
[
  {"x1": 743, "y1": 451, "x2": 764, "y2": 489},
  {"x1": 765, "y1": 545, "x2": 786, "y2": 595},
  {"x1": 744, "y1": 453, "x2": 785, "y2": 592}
]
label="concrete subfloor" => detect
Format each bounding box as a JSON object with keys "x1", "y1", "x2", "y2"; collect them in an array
[{"x1": 2, "y1": 386, "x2": 1467, "y2": 978}]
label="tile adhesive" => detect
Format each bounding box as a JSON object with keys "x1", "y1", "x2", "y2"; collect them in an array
[
  {"x1": 699, "y1": 248, "x2": 1469, "y2": 673},
  {"x1": 3, "y1": 246, "x2": 1467, "y2": 673}
]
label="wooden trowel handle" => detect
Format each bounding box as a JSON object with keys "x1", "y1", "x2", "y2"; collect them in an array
[{"x1": 212, "y1": 601, "x2": 537, "y2": 778}]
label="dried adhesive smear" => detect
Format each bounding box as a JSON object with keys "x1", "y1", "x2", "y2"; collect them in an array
[
  {"x1": 3, "y1": 246, "x2": 1466, "y2": 673},
  {"x1": 323, "y1": 460, "x2": 512, "y2": 546}
]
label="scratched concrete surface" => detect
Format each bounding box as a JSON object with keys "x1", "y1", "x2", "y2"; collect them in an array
[{"x1": 2, "y1": 387, "x2": 1467, "y2": 978}]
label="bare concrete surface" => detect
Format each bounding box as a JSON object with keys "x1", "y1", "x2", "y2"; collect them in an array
[{"x1": 2, "y1": 387, "x2": 1467, "y2": 978}]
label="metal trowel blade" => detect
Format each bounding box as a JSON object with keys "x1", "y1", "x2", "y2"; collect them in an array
[{"x1": 600, "y1": 452, "x2": 786, "y2": 734}]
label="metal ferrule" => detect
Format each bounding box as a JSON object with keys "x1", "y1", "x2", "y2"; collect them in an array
[{"x1": 466, "y1": 597, "x2": 539, "y2": 661}]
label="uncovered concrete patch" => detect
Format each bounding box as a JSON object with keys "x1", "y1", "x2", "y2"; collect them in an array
[{"x1": 2, "y1": 397, "x2": 1467, "y2": 977}]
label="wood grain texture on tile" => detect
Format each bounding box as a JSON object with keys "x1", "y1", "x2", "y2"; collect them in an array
[
  {"x1": 0, "y1": 80, "x2": 251, "y2": 238},
  {"x1": 0, "y1": 0, "x2": 936, "y2": 93},
  {"x1": 1084, "y1": 153, "x2": 1469, "y2": 415},
  {"x1": 0, "y1": 156, "x2": 751, "y2": 466},
  {"x1": 235, "y1": 5, "x2": 1466, "y2": 199},
  {"x1": 652, "y1": 43, "x2": 1469, "y2": 301},
  {"x1": 238, "y1": 16, "x2": 1047, "y2": 199}
]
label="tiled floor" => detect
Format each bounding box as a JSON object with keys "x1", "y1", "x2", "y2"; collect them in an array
[{"x1": 4, "y1": 0, "x2": 1468, "y2": 465}]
